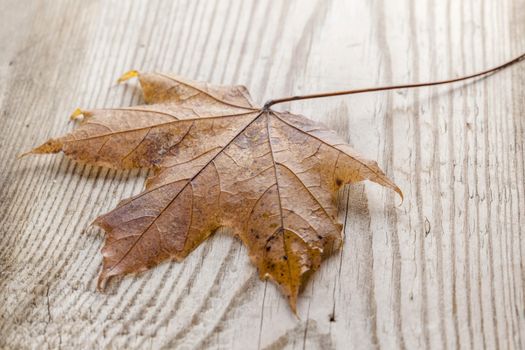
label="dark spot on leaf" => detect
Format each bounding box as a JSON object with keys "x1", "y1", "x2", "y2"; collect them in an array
[{"x1": 335, "y1": 178, "x2": 342, "y2": 186}]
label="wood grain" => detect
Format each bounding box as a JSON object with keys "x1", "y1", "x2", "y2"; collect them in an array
[{"x1": 0, "y1": 0, "x2": 524, "y2": 349}]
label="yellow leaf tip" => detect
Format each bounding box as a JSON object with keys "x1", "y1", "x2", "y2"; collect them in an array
[
  {"x1": 69, "y1": 108, "x2": 84, "y2": 121},
  {"x1": 117, "y1": 70, "x2": 139, "y2": 84}
]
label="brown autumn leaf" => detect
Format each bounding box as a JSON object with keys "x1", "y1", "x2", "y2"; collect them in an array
[{"x1": 28, "y1": 71, "x2": 401, "y2": 312}]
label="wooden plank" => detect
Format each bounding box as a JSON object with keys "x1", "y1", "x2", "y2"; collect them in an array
[{"x1": 0, "y1": 0, "x2": 524, "y2": 348}]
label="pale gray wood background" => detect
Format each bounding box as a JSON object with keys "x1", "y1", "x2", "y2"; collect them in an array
[{"x1": 1, "y1": 0, "x2": 524, "y2": 349}]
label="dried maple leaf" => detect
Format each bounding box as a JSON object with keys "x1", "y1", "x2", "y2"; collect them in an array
[{"x1": 28, "y1": 71, "x2": 400, "y2": 311}]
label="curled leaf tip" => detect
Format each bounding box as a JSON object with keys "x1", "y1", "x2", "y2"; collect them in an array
[
  {"x1": 69, "y1": 108, "x2": 84, "y2": 121},
  {"x1": 395, "y1": 186, "x2": 404, "y2": 206},
  {"x1": 117, "y1": 70, "x2": 139, "y2": 84}
]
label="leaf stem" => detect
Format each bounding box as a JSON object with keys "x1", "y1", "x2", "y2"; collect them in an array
[{"x1": 264, "y1": 53, "x2": 525, "y2": 109}]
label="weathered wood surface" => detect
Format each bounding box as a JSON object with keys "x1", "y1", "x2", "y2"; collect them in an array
[{"x1": 1, "y1": 0, "x2": 524, "y2": 349}]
